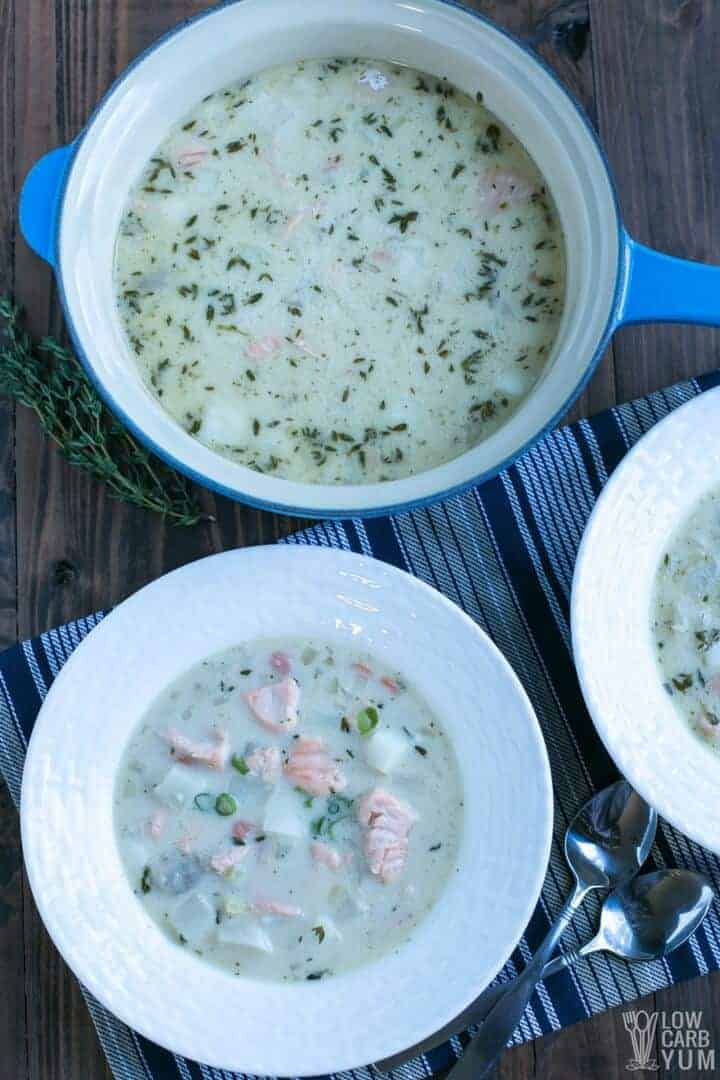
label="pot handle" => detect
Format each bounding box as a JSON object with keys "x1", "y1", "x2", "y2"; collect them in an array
[
  {"x1": 617, "y1": 230, "x2": 720, "y2": 327},
  {"x1": 18, "y1": 143, "x2": 75, "y2": 268}
]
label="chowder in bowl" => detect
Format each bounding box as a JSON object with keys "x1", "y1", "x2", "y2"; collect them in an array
[
  {"x1": 115, "y1": 634, "x2": 464, "y2": 982},
  {"x1": 19, "y1": 0, "x2": 720, "y2": 517},
  {"x1": 572, "y1": 388, "x2": 720, "y2": 855},
  {"x1": 21, "y1": 546, "x2": 553, "y2": 1075}
]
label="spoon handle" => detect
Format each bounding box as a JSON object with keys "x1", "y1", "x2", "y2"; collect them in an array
[
  {"x1": 541, "y1": 943, "x2": 588, "y2": 980},
  {"x1": 446, "y1": 887, "x2": 588, "y2": 1080}
]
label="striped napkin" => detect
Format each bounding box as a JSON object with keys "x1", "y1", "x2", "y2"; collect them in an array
[{"x1": 2, "y1": 371, "x2": 720, "y2": 1080}]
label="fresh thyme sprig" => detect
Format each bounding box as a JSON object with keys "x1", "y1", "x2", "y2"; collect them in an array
[{"x1": 0, "y1": 298, "x2": 212, "y2": 526}]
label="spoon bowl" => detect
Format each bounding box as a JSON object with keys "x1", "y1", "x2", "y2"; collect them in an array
[
  {"x1": 565, "y1": 779, "x2": 657, "y2": 892},
  {"x1": 597, "y1": 868, "x2": 713, "y2": 962}
]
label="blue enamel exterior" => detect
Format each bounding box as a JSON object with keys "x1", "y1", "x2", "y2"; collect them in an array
[
  {"x1": 15, "y1": 0, "x2": 720, "y2": 520},
  {"x1": 18, "y1": 144, "x2": 75, "y2": 268},
  {"x1": 619, "y1": 234, "x2": 720, "y2": 327}
]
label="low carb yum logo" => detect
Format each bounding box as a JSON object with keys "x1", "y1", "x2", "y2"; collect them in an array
[
  {"x1": 623, "y1": 1010, "x2": 658, "y2": 1071},
  {"x1": 623, "y1": 1010, "x2": 716, "y2": 1072}
]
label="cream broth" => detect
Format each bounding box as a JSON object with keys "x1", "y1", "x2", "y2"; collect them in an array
[
  {"x1": 114, "y1": 638, "x2": 463, "y2": 981},
  {"x1": 114, "y1": 58, "x2": 565, "y2": 483},
  {"x1": 652, "y1": 487, "x2": 720, "y2": 750}
]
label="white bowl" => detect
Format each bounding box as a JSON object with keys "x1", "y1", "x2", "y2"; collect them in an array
[
  {"x1": 22, "y1": 0, "x2": 720, "y2": 518},
  {"x1": 572, "y1": 387, "x2": 720, "y2": 854},
  {"x1": 21, "y1": 546, "x2": 553, "y2": 1075}
]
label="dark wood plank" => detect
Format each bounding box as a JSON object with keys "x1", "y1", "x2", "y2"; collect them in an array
[
  {"x1": 0, "y1": 790, "x2": 25, "y2": 1080},
  {"x1": 591, "y1": 0, "x2": 720, "y2": 402},
  {"x1": 534, "y1": 991, "x2": 658, "y2": 1080},
  {"x1": 655, "y1": 972, "x2": 720, "y2": 1078},
  {"x1": 0, "y1": 0, "x2": 24, "y2": 1077},
  {"x1": 13, "y1": 2, "x2": 113, "y2": 1076}
]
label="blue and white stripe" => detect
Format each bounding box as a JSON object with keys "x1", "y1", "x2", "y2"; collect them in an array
[{"x1": 1, "y1": 371, "x2": 720, "y2": 1080}]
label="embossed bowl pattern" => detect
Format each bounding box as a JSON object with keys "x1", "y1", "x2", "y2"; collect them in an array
[
  {"x1": 573, "y1": 387, "x2": 720, "y2": 855},
  {"x1": 21, "y1": 546, "x2": 553, "y2": 1075}
]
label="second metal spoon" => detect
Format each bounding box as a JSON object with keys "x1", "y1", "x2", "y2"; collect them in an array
[{"x1": 377, "y1": 867, "x2": 712, "y2": 1074}]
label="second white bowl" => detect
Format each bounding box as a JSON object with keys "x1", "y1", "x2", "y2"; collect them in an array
[{"x1": 572, "y1": 387, "x2": 720, "y2": 854}]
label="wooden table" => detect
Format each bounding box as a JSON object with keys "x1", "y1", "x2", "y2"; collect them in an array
[{"x1": 1, "y1": 1, "x2": 719, "y2": 1076}]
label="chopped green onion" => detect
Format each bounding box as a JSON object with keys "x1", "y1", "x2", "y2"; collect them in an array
[
  {"x1": 356, "y1": 706, "x2": 379, "y2": 736},
  {"x1": 232, "y1": 754, "x2": 250, "y2": 775},
  {"x1": 194, "y1": 792, "x2": 215, "y2": 812},
  {"x1": 311, "y1": 816, "x2": 326, "y2": 838},
  {"x1": 313, "y1": 795, "x2": 354, "y2": 838},
  {"x1": 327, "y1": 795, "x2": 353, "y2": 817},
  {"x1": 215, "y1": 793, "x2": 238, "y2": 816}
]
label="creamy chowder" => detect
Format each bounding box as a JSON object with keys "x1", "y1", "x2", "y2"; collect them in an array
[
  {"x1": 114, "y1": 58, "x2": 565, "y2": 484},
  {"x1": 652, "y1": 486, "x2": 720, "y2": 751},
  {"x1": 114, "y1": 638, "x2": 463, "y2": 980}
]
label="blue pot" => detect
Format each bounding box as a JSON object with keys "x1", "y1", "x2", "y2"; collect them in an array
[{"x1": 19, "y1": 0, "x2": 720, "y2": 519}]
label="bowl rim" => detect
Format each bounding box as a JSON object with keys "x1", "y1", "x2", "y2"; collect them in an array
[
  {"x1": 49, "y1": 0, "x2": 626, "y2": 520},
  {"x1": 571, "y1": 385, "x2": 720, "y2": 853},
  {"x1": 20, "y1": 545, "x2": 554, "y2": 1073}
]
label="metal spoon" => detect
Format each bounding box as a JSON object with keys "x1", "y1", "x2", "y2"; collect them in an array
[
  {"x1": 444, "y1": 780, "x2": 657, "y2": 1079},
  {"x1": 377, "y1": 868, "x2": 711, "y2": 1074},
  {"x1": 378, "y1": 780, "x2": 656, "y2": 1077}
]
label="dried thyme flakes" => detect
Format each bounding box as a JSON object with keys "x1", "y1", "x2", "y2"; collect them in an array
[
  {"x1": 652, "y1": 484, "x2": 720, "y2": 747},
  {"x1": 113, "y1": 56, "x2": 565, "y2": 484}
]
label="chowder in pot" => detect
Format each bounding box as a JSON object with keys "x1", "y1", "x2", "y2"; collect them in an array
[
  {"x1": 114, "y1": 58, "x2": 565, "y2": 484},
  {"x1": 20, "y1": 0, "x2": 720, "y2": 520}
]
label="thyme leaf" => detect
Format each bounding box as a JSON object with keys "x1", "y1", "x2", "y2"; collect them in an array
[
  {"x1": 0, "y1": 299, "x2": 211, "y2": 527},
  {"x1": 388, "y1": 210, "x2": 419, "y2": 234}
]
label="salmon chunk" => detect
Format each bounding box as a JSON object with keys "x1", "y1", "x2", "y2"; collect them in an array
[
  {"x1": 477, "y1": 167, "x2": 535, "y2": 216},
  {"x1": 210, "y1": 846, "x2": 249, "y2": 875},
  {"x1": 269, "y1": 650, "x2": 292, "y2": 674},
  {"x1": 246, "y1": 745, "x2": 283, "y2": 783},
  {"x1": 253, "y1": 897, "x2": 303, "y2": 918},
  {"x1": 175, "y1": 143, "x2": 209, "y2": 170},
  {"x1": 246, "y1": 676, "x2": 300, "y2": 733},
  {"x1": 149, "y1": 809, "x2": 166, "y2": 839},
  {"x1": 284, "y1": 736, "x2": 347, "y2": 796},
  {"x1": 311, "y1": 840, "x2": 343, "y2": 871},
  {"x1": 246, "y1": 335, "x2": 283, "y2": 360},
  {"x1": 380, "y1": 676, "x2": 401, "y2": 695},
  {"x1": 232, "y1": 819, "x2": 257, "y2": 843},
  {"x1": 166, "y1": 727, "x2": 230, "y2": 770},
  {"x1": 357, "y1": 787, "x2": 418, "y2": 884}
]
